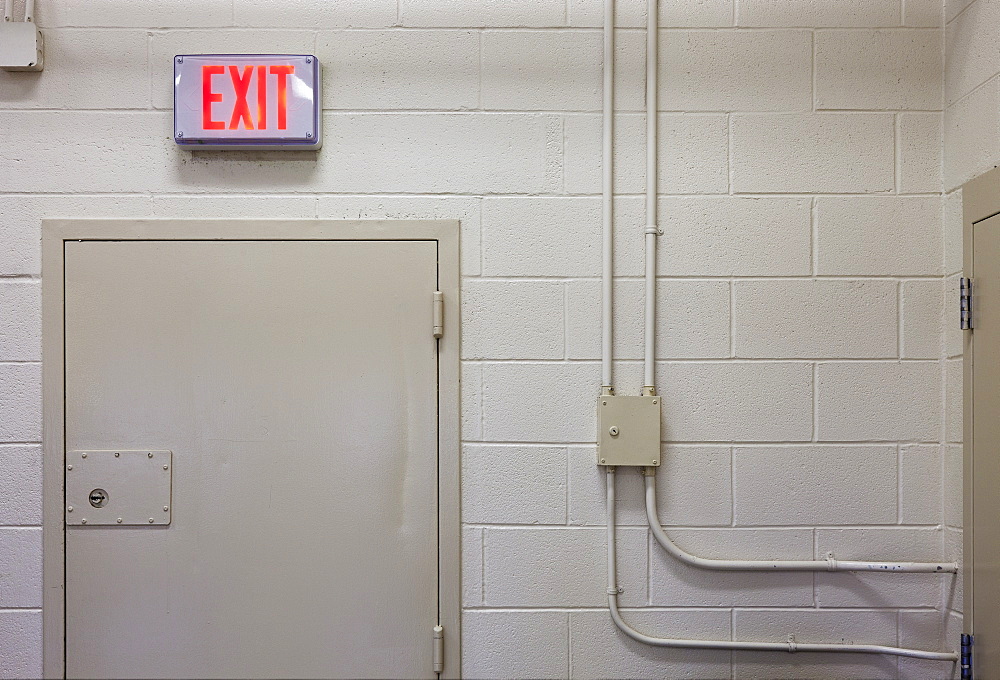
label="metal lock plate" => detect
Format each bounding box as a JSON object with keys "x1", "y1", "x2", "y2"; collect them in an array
[
  {"x1": 66, "y1": 451, "x2": 172, "y2": 526},
  {"x1": 598, "y1": 396, "x2": 661, "y2": 466}
]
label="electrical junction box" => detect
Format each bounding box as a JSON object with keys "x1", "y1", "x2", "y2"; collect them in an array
[
  {"x1": 173, "y1": 54, "x2": 321, "y2": 150},
  {"x1": 0, "y1": 21, "x2": 44, "y2": 71},
  {"x1": 598, "y1": 396, "x2": 661, "y2": 466}
]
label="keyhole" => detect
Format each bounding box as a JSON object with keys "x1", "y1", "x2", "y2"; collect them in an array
[{"x1": 89, "y1": 489, "x2": 108, "y2": 508}]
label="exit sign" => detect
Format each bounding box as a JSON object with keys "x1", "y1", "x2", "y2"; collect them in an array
[{"x1": 173, "y1": 54, "x2": 321, "y2": 150}]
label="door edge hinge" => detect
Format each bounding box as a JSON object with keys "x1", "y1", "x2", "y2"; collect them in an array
[
  {"x1": 433, "y1": 291, "x2": 444, "y2": 339},
  {"x1": 961, "y1": 277, "x2": 973, "y2": 330},
  {"x1": 433, "y1": 625, "x2": 444, "y2": 674},
  {"x1": 961, "y1": 633, "x2": 973, "y2": 679}
]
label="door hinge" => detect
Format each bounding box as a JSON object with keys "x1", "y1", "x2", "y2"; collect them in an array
[
  {"x1": 961, "y1": 633, "x2": 973, "y2": 679},
  {"x1": 433, "y1": 625, "x2": 444, "y2": 674},
  {"x1": 433, "y1": 291, "x2": 444, "y2": 339},
  {"x1": 961, "y1": 277, "x2": 973, "y2": 330}
]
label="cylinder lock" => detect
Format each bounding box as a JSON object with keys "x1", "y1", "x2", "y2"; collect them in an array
[{"x1": 89, "y1": 488, "x2": 109, "y2": 508}]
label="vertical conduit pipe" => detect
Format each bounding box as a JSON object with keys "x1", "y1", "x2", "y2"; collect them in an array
[
  {"x1": 601, "y1": 0, "x2": 615, "y2": 395},
  {"x1": 642, "y1": 0, "x2": 658, "y2": 396}
]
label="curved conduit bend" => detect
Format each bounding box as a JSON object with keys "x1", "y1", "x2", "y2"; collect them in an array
[
  {"x1": 642, "y1": 470, "x2": 958, "y2": 574},
  {"x1": 606, "y1": 469, "x2": 959, "y2": 662}
]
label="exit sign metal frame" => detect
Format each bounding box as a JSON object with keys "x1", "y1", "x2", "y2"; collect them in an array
[{"x1": 173, "y1": 53, "x2": 322, "y2": 150}]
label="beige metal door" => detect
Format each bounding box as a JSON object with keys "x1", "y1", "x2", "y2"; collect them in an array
[
  {"x1": 971, "y1": 212, "x2": 1000, "y2": 671},
  {"x1": 62, "y1": 239, "x2": 440, "y2": 679}
]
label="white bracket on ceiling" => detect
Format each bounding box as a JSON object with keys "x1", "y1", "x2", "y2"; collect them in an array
[{"x1": 1, "y1": 0, "x2": 44, "y2": 71}]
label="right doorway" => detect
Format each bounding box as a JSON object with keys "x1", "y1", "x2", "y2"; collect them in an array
[{"x1": 964, "y1": 166, "x2": 1000, "y2": 673}]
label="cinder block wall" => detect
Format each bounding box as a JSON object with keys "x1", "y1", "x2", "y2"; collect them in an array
[
  {"x1": 0, "y1": 1, "x2": 955, "y2": 678},
  {"x1": 939, "y1": 0, "x2": 1000, "y2": 668}
]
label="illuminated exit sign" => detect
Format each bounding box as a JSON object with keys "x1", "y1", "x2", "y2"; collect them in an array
[{"x1": 173, "y1": 54, "x2": 321, "y2": 150}]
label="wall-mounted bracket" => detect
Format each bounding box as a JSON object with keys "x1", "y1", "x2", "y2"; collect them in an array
[{"x1": 597, "y1": 396, "x2": 661, "y2": 467}]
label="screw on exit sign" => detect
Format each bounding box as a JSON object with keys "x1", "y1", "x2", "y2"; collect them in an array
[{"x1": 173, "y1": 54, "x2": 321, "y2": 150}]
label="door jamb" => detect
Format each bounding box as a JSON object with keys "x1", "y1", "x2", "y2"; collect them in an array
[
  {"x1": 963, "y1": 166, "x2": 1000, "y2": 641},
  {"x1": 41, "y1": 219, "x2": 462, "y2": 678}
]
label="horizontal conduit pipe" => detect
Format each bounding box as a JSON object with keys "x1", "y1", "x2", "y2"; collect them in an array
[
  {"x1": 606, "y1": 468, "x2": 958, "y2": 662},
  {"x1": 643, "y1": 470, "x2": 958, "y2": 574}
]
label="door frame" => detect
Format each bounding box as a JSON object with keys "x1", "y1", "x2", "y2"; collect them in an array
[
  {"x1": 41, "y1": 219, "x2": 462, "y2": 678},
  {"x1": 963, "y1": 166, "x2": 1000, "y2": 642}
]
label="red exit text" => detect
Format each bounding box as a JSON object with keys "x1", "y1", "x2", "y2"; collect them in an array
[{"x1": 202, "y1": 64, "x2": 295, "y2": 131}]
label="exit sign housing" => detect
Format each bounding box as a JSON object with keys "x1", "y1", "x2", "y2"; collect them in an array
[{"x1": 174, "y1": 54, "x2": 321, "y2": 150}]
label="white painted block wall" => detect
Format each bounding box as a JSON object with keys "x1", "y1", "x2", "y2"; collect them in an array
[
  {"x1": 939, "y1": 0, "x2": 1000, "y2": 674},
  {"x1": 0, "y1": 0, "x2": 962, "y2": 678}
]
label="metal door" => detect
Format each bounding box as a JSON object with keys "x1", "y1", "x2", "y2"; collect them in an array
[
  {"x1": 61, "y1": 238, "x2": 440, "y2": 678},
  {"x1": 971, "y1": 212, "x2": 1000, "y2": 672}
]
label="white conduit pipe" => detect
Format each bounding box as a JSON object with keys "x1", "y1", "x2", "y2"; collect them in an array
[
  {"x1": 606, "y1": 469, "x2": 958, "y2": 662},
  {"x1": 643, "y1": 471, "x2": 958, "y2": 574},
  {"x1": 601, "y1": 0, "x2": 956, "y2": 664},
  {"x1": 642, "y1": 0, "x2": 658, "y2": 395},
  {"x1": 601, "y1": 0, "x2": 615, "y2": 394},
  {"x1": 629, "y1": 0, "x2": 956, "y2": 579}
]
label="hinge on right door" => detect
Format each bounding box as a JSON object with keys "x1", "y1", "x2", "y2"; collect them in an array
[
  {"x1": 961, "y1": 633, "x2": 973, "y2": 679},
  {"x1": 961, "y1": 277, "x2": 973, "y2": 330}
]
